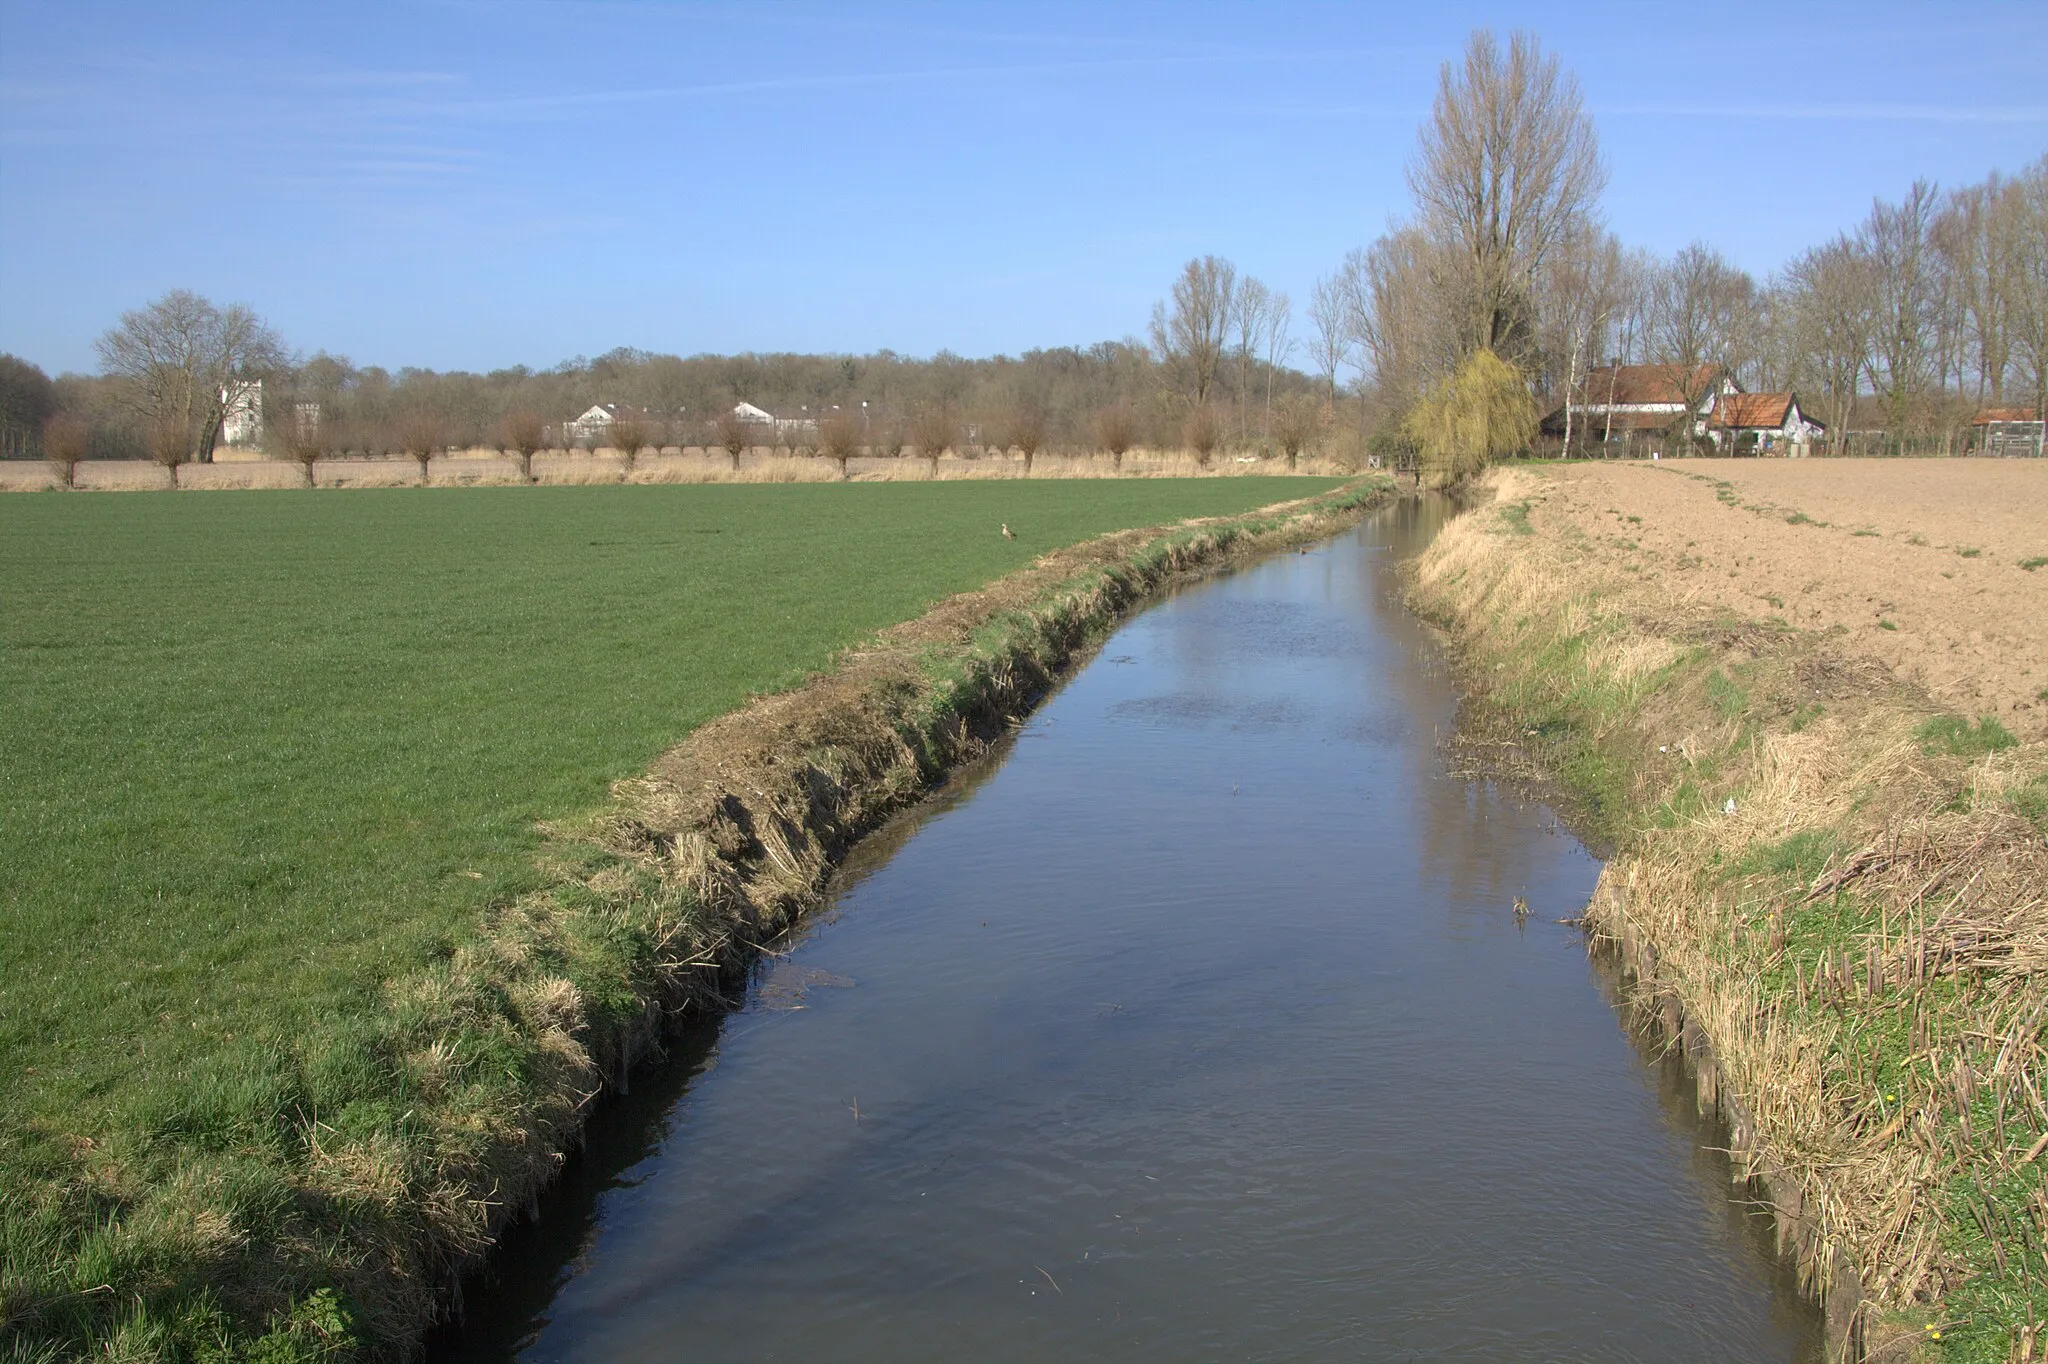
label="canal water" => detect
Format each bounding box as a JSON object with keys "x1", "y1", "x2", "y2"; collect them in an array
[{"x1": 434, "y1": 497, "x2": 1822, "y2": 1361}]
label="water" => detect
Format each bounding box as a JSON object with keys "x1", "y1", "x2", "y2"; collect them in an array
[{"x1": 434, "y1": 497, "x2": 1822, "y2": 1362}]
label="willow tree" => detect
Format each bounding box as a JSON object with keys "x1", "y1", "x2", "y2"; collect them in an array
[{"x1": 1401, "y1": 348, "x2": 1538, "y2": 485}]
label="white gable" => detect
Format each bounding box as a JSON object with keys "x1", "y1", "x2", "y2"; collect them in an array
[{"x1": 733, "y1": 402, "x2": 776, "y2": 423}]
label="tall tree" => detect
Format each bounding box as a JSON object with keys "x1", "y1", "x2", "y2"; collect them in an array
[
  {"x1": 1150, "y1": 256, "x2": 1236, "y2": 406},
  {"x1": 0, "y1": 354, "x2": 56, "y2": 458},
  {"x1": 1648, "y1": 243, "x2": 1756, "y2": 443},
  {"x1": 2008, "y1": 156, "x2": 2048, "y2": 443},
  {"x1": 1782, "y1": 235, "x2": 1876, "y2": 456},
  {"x1": 95, "y1": 290, "x2": 286, "y2": 464},
  {"x1": 1308, "y1": 272, "x2": 1351, "y2": 404},
  {"x1": 1864, "y1": 179, "x2": 1939, "y2": 444},
  {"x1": 1230, "y1": 275, "x2": 1272, "y2": 440},
  {"x1": 1406, "y1": 29, "x2": 1606, "y2": 371},
  {"x1": 1536, "y1": 227, "x2": 1626, "y2": 455}
]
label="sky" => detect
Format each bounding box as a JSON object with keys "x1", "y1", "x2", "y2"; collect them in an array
[{"x1": 1, "y1": 1, "x2": 2045, "y2": 377}]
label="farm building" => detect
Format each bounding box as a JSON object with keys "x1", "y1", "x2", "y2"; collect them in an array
[
  {"x1": 1541, "y1": 364, "x2": 1740, "y2": 452},
  {"x1": 1972, "y1": 407, "x2": 2044, "y2": 457},
  {"x1": 1709, "y1": 393, "x2": 1825, "y2": 454}
]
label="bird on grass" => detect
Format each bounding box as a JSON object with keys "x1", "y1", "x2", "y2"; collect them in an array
[{"x1": 1001, "y1": 523, "x2": 1015, "y2": 540}]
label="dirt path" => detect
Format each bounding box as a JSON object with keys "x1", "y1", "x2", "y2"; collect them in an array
[{"x1": 1537, "y1": 458, "x2": 2048, "y2": 736}]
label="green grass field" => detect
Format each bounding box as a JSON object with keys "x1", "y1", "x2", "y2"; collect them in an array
[{"x1": 0, "y1": 479, "x2": 1330, "y2": 1144}]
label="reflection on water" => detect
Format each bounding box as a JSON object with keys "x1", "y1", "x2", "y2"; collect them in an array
[{"x1": 432, "y1": 496, "x2": 1820, "y2": 1363}]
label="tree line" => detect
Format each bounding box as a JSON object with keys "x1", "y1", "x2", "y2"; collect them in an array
[{"x1": 0, "y1": 299, "x2": 1330, "y2": 482}]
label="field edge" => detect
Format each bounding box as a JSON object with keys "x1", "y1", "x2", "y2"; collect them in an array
[
  {"x1": 2, "y1": 477, "x2": 1394, "y2": 1362},
  {"x1": 1408, "y1": 466, "x2": 2047, "y2": 1364}
]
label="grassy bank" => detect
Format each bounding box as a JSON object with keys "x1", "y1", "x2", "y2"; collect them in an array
[
  {"x1": 0, "y1": 476, "x2": 1378, "y2": 1360},
  {"x1": 1411, "y1": 469, "x2": 2047, "y2": 1363}
]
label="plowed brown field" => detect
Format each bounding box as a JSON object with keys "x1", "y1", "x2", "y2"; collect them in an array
[{"x1": 1536, "y1": 458, "x2": 2048, "y2": 736}]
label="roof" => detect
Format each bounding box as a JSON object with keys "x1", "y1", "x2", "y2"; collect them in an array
[
  {"x1": 1972, "y1": 406, "x2": 2040, "y2": 425},
  {"x1": 1575, "y1": 364, "x2": 1723, "y2": 407},
  {"x1": 1711, "y1": 393, "x2": 1807, "y2": 430}
]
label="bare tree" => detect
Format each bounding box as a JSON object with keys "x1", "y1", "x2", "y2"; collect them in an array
[
  {"x1": 714, "y1": 410, "x2": 751, "y2": 471},
  {"x1": 2011, "y1": 156, "x2": 2048, "y2": 447},
  {"x1": 1151, "y1": 256, "x2": 1236, "y2": 405},
  {"x1": 1261, "y1": 291, "x2": 1294, "y2": 426},
  {"x1": 909, "y1": 403, "x2": 960, "y2": 476},
  {"x1": 496, "y1": 410, "x2": 545, "y2": 483},
  {"x1": 400, "y1": 410, "x2": 450, "y2": 484},
  {"x1": 1782, "y1": 235, "x2": 1877, "y2": 456},
  {"x1": 1406, "y1": 29, "x2": 1606, "y2": 370},
  {"x1": 1231, "y1": 276, "x2": 1272, "y2": 441},
  {"x1": 1648, "y1": 242, "x2": 1755, "y2": 447},
  {"x1": 1, "y1": 355, "x2": 56, "y2": 458},
  {"x1": 279, "y1": 405, "x2": 324, "y2": 487},
  {"x1": 607, "y1": 416, "x2": 650, "y2": 476},
  {"x1": 43, "y1": 412, "x2": 89, "y2": 488},
  {"x1": 1537, "y1": 226, "x2": 1625, "y2": 455},
  {"x1": 1308, "y1": 272, "x2": 1352, "y2": 404},
  {"x1": 1003, "y1": 405, "x2": 1048, "y2": 474},
  {"x1": 1348, "y1": 231, "x2": 1460, "y2": 412},
  {"x1": 818, "y1": 407, "x2": 862, "y2": 477},
  {"x1": 1093, "y1": 402, "x2": 1137, "y2": 470},
  {"x1": 1272, "y1": 397, "x2": 1315, "y2": 471},
  {"x1": 95, "y1": 290, "x2": 286, "y2": 464},
  {"x1": 148, "y1": 412, "x2": 192, "y2": 487},
  {"x1": 1864, "y1": 179, "x2": 1940, "y2": 445}
]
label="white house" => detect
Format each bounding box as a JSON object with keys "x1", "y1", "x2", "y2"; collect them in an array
[
  {"x1": 1710, "y1": 393, "x2": 1826, "y2": 454},
  {"x1": 1543, "y1": 364, "x2": 1739, "y2": 447},
  {"x1": 220, "y1": 380, "x2": 263, "y2": 445},
  {"x1": 732, "y1": 401, "x2": 777, "y2": 426}
]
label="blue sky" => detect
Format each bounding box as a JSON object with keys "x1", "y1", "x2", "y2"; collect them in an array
[{"x1": 2, "y1": 1, "x2": 2044, "y2": 376}]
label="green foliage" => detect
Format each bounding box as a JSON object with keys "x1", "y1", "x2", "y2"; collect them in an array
[
  {"x1": 1916, "y1": 714, "x2": 2019, "y2": 758},
  {"x1": 1738, "y1": 829, "x2": 1839, "y2": 882},
  {"x1": 1705, "y1": 669, "x2": 1750, "y2": 719},
  {"x1": 2018, "y1": 556, "x2": 2046, "y2": 571},
  {"x1": 1400, "y1": 348, "x2": 1539, "y2": 485},
  {"x1": 2008, "y1": 774, "x2": 2048, "y2": 833}
]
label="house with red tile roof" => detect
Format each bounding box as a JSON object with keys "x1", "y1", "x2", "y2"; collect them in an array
[{"x1": 1709, "y1": 392, "x2": 1825, "y2": 454}]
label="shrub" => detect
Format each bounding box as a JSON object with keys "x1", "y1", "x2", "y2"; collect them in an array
[
  {"x1": 400, "y1": 411, "x2": 450, "y2": 484},
  {"x1": 1272, "y1": 398, "x2": 1316, "y2": 470},
  {"x1": 607, "y1": 417, "x2": 650, "y2": 474},
  {"x1": 494, "y1": 410, "x2": 545, "y2": 483},
  {"x1": 1093, "y1": 403, "x2": 1136, "y2": 470},
  {"x1": 714, "y1": 411, "x2": 751, "y2": 470},
  {"x1": 43, "y1": 413, "x2": 89, "y2": 488},
  {"x1": 1004, "y1": 406, "x2": 1047, "y2": 474},
  {"x1": 817, "y1": 408, "x2": 862, "y2": 477},
  {"x1": 908, "y1": 404, "x2": 959, "y2": 472},
  {"x1": 148, "y1": 415, "x2": 191, "y2": 486}
]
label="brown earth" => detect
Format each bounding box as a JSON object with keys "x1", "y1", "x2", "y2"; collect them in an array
[{"x1": 1538, "y1": 458, "x2": 2048, "y2": 737}]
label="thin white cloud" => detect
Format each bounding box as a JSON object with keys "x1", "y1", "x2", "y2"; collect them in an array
[{"x1": 1604, "y1": 101, "x2": 2048, "y2": 124}]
